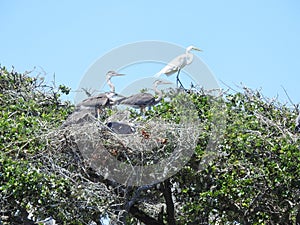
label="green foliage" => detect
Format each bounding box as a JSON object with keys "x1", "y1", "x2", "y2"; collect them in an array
[
  {"x1": 1, "y1": 66, "x2": 299, "y2": 224},
  {"x1": 174, "y1": 88, "x2": 300, "y2": 224},
  {"x1": 0, "y1": 67, "x2": 76, "y2": 224}
]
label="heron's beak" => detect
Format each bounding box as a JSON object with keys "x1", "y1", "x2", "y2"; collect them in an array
[
  {"x1": 114, "y1": 93, "x2": 125, "y2": 97},
  {"x1": 194, "y1": 47, "x2": 202, "y2": 51},
  {"x1": 115, "y1": 73, "x2": 125, "y2": 76}
]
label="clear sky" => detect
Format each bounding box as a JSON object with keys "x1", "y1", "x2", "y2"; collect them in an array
[{"x1": 1, "y1": 1, "x2": 300, "y2": 105}]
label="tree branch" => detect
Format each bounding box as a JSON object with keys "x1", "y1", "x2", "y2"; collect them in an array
[
  {"x1": 125, "y1": 184, "x2": 155, "y2": 211},
  {"x1": 129, "y1": 205, "x2": 164, "y2": 225},
  {"x1": 161, "y1": 179, "x2": 176, "y2": 225}
]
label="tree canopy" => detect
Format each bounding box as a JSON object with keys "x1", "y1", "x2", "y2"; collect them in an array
[{"x1": 0, "y1": 66, "x2": 299, "y2": 224}]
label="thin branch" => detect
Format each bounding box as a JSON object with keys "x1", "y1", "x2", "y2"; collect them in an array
[
  {"x1": 129, "y1": 205, "x2": 164, "y2": 225},
  {"x1": 281, "y1": 85, "x2": 298, "y2": 112},
  {"x1": 219, "y1": 79, "x2": 239, "y2": 93},
  {"x1": 161, "y1": 179, "x2": 176, "y2": 225},
  {"x1": 125, "y1": 184, "x2": 155, "y2": 211},
  {"x1": 82, "y1": 87, "x2": 93, "y2": 97}
]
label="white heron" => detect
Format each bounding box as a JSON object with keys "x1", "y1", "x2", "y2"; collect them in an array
[
  {"x1": 116, "y1": 80, "x2": 172, "y2": 114},
  {"x1": 155, "y1": 45, "x2": 202, "y2": 88}
]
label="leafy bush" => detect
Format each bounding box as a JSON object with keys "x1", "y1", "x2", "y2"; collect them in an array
[{"x1": 0, "y1": 66, "x2": 299, "y2": 224}]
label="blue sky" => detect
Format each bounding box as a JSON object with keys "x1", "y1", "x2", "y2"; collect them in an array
[{"x1": 1, "y1": 1, "x2": 300, "y2": 104}]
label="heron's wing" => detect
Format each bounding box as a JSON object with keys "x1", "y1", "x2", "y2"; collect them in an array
[
  {"x1": 76, "y1": 94, "x2": 109, "y2": 108},
  {"x1": 119, "y1": 93, "x2": 154, "y2": 107},
  {"x1": 158, "y1": 54, "x2": 188, "y2": 76},
  {"x1": 61, "y1": 108, "x2": 96, "y2": 128}
]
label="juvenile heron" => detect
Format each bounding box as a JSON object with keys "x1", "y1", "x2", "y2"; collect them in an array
[
  {"x1": 117, "y1": 80, "x2": 171, "y2": 114},
  {"x1": 107, "y1": 121, "x2": 136, "y2": 134},
  {"x1": 155, "y1": 45, "x2": 202, "y2": 88},
  {"x1": 62, "y1": 71, "x2": 124, "y2": 127},
  {"x1": 76, "y1": 71, "x2": 125, "y2": 117}
]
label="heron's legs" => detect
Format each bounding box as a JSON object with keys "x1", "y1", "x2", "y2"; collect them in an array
[
  {"x1": 95, "y1": 107, "x2": 101, "y2": 119},
  {"x1": 95, "y1": 105, "x2": 104, "y2": 119},
  {"x1": 140, "y1": 106, "x2": 146, "y2": 116},
  {"x1": 176, "y1": 69, "x2": 184, "y2": 89}
]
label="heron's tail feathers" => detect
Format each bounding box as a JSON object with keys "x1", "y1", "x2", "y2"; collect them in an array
[{"x1": 113, "y1": 97, "x2": 126, "y2": 105}]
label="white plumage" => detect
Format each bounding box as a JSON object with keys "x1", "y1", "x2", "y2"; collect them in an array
[{"x1": 155, "y1": 45, "x2": 202, "y2": 88}]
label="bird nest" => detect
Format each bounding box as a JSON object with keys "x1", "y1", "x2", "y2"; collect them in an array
[{"x1": 48, "y1": 107, "x2": 200, "y2": 186}]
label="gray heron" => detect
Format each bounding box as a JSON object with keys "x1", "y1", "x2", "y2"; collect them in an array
[
  {"x1": 76, "y1": 71, "x2": 125, "y2": 117},
  {"x1": 117, "y1": 80, "x2": 172, "y2": 114},
  {"x1": 155, "y1": 45, "x2": 202, "y2": 88},
  {"x1": 107, "y1": 121, "x2": 136, "y2": 134},
  {"x1": 61, "y1": 71, "x2": 124, "y2": 127}
]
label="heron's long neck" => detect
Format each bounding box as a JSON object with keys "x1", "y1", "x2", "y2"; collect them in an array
[
  {"x1": 106, "y1": 77, "x2": 115, "y2": 93},
  {"x1": 185, "y1": 49, "x2": 194, "y2": 65},
  {"x1": 154, "y1": 85, "x2": 163, "y2": 104}
]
